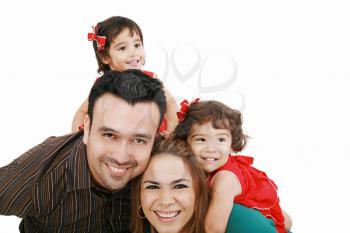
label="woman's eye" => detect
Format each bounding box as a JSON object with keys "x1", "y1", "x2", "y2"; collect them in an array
[
  {"x1": 145, "y1": 185, "x2": 159, "y2": 189},
  {"x1": 135, "y1": 43, "x2": 142, "y2": 48},
  {"x1": 174, "y1": 184, "x2": 188, "y2": 189}
]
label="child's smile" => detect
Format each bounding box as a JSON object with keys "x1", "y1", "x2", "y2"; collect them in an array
[{"x1": 187, "y1": 121, "x2": 232, "y2": 173}]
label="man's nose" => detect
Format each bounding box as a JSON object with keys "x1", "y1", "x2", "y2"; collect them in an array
[{"x1": 111, "y1": 140, "x2": 130, "y2": 164}]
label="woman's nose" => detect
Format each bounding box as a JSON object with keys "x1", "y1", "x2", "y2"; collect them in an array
[{"x1": 158, "y1": 189, "x2": 175, "y2": 206}]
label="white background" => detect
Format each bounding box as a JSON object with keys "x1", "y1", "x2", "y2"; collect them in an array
[{"x1": 1, "y1": 0, "x2": 349, "y2": 232}]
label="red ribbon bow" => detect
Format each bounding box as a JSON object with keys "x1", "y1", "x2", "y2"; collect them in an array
[
  {"x1": 176, "y1": 98, "x2": 200, "y2": 122},
  {"x1": 87, "y1": 26, "x2": 106, "y2": 51}
]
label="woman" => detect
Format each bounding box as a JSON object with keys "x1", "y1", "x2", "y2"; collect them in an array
[{"x1": 131, "y1": 138, "x2": 208, "y2": 233}]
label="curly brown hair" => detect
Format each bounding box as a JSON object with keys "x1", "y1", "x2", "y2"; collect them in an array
[
  {"x1": 173, "y1": 100, "x2": 249, "y2": 153},
  {"x1": 131, "y1": 137, "x2": 208, "y2": 233}
]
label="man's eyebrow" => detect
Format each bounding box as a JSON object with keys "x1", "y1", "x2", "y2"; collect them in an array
[
  {"x1": 134, "y1": 133, "x2": 152, "y2": 140},
  {"x1": 98, "y1": 126, "x2": 118, "y2": 133}
]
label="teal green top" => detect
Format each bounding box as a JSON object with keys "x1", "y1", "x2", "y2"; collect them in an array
[{"x1": 144, "y1": 204, "x2": 292, "y2": 233}]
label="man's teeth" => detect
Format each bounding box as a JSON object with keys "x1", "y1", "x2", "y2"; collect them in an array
[
  {"x1": 108, "y1": 164, "x2": 127, "y2": 173},
  {"x1": 155, "y1": 211, "x2": 179, "y2": 218}
]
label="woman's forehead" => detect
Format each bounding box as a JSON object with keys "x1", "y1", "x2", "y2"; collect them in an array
[{"x1": 142, "y1": 154, "x2": 192, "y2": 183}]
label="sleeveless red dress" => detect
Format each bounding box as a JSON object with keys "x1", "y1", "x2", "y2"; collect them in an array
[{"x1": 207, "y1": 155, "x2": 286, "y2": 233}]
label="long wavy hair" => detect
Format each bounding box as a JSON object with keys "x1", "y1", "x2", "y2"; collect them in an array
[{"x1": 131, "y1": 137, "x2": 208, "y2": 233}]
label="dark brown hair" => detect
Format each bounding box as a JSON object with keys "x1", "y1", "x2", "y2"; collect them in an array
[
  {"x1": 173, "y1": 100, "x2": 248, "y2": 152},
  {"x1": 91, "y1": 16, "x2": 144, "y2": 74},
  {"x1": 88, "y1": 70, "x2": 166, "y2": 129},
  {"x1": 131, "y1": 137, "x2": 208, "y2": 233}
]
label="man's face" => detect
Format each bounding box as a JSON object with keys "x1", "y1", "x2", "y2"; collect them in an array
[{"x1": 83, "y1": 93, "x2": 160, "y2": 191}]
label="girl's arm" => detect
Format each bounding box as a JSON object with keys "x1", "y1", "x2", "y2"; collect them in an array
[
  {"x1": 163, "y1": 88, "x2": 179, "y2": 134},
  {"x1": 71, "y1": 98, "x2": 88, "y2": 133},
  {"x1": 205, "y1": 171, "x2": 242, "y2": 233},
  {"x1": 282, "y1": 209, "x2": 292, "y2": 230},
  {"x1": 151, "y1": 73, "x2": 179, "y2": 135}
]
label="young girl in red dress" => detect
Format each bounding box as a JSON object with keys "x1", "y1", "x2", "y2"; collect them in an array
[
  {"x1": 173, "y1": 99, "x2": 292, "y2": 233},
  {"x1": 71, "y1": 16, "x2": 178, "y2": 134}
]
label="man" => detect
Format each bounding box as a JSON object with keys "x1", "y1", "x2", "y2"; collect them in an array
[{"x1": 0, "y1": 70, "x2": 166, "y2": 232}]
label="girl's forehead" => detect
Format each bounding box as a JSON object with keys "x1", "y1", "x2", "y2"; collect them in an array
[
  {"x1": 191, "y1": 120, "x2": 224, "y2": 130},
  {"x1": 115, "y1": 27, "x2": 141, "y2": 38}
]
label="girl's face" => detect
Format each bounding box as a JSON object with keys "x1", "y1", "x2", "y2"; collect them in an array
[
  {"x1": 141, "y1": 154, "x2": 195, "y2": 233},
  {"x1": 187, "y1": 121, "x2": 232, "y2": 173},
  {"x1": 102, "y1": 28, "x2": 145, "y2": 71}
]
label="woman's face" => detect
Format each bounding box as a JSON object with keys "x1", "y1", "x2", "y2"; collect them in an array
[{"x1": 141, "y1": 154, "x2": 195, "y2": 233}]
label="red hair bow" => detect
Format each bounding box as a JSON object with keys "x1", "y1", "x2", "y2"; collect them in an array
[
  {"x1": 88, "y1": 26, "x2": 106, "y2": 51},
  {"x1": 176, "y1": 98, "x2": 200, "y2": 122}
]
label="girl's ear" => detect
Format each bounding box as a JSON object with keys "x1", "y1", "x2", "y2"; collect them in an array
[{"x1": 100, "y1": 54, "x2": 111, "y2": 65}]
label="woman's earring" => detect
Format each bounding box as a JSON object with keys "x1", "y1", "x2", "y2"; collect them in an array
[{"x1": 138, "y1": 204, "x2": 146, "y2": 219}]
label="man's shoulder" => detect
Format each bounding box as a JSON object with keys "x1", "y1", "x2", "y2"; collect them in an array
[{"x1": 38, "y1": 132, "x2": 85, "y2": 172}]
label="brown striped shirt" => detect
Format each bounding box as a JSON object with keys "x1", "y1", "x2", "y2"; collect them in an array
[{"x1": 0, "y1": 132, "x2": 131, "y2": 233}]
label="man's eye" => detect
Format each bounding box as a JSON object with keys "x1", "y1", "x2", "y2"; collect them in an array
[
  {"x1": 103, "y1": 133, "x2": 114, "y2": 138},
  {"x1": 174, "y1": 184, "x2": 188, "y2": 189},
  {"x1": 134, "y1": 138, "x2": 146, "y2": 144},
  {"x1": 145, "y1": 185, "x2": 159, "y2": 189}
]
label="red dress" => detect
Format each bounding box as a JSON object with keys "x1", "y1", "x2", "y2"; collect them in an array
[
  {"x1": 93, "y1": 70, "x2": 168, "y2": 133},
  {"x1": 207, "y1": 155, "x2": 286, "y2": 233}
]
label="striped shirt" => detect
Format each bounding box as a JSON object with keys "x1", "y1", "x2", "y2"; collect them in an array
[{"x1": 0, "y1": 132, "x2": 131, "y2": 233}]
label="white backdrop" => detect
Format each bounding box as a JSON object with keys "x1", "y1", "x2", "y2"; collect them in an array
[{"x1": 1, "y1": 0, "x2": 349, "y2": 232}]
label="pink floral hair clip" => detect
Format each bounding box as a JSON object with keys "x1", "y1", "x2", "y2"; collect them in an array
[
  {"x1": 87, "y1": 26, "x2": 107, "y2": 51},
  {"x1": 176, "y1": 98, "x2": 200, "y2": 122}
]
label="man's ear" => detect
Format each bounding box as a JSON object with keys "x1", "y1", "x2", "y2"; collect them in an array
[{"x1": 83, "y1": 115, "x2": 91, "y2": 145}]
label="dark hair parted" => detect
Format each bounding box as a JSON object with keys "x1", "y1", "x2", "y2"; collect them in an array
[
  {"x1": 91, "y1": 16, "x2": 143, "y2": 74},
  {"x1": 131, "y1": 137, "x2": 208, "y2": 233},
  {"x1": 87, "y1": 69, "x2": 166, "y2": 128},
  {"x1": 173, "y1": 100, "x2": 249, "y2": 153}
]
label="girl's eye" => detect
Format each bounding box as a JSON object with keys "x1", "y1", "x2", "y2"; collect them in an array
[
  {"x1": 218, "y1": 137, "x2": 226, "y2": 142},
  {"x1": 194, "y1": 137, "x2": 205, "y2": 142},
  {"x1": 174, "y1": 184, "x2": 188, "y2": 189},
  {"x1": 118, "y1": 46, "x2": 126, "y2": 51},
  {"x1": 135, "y1": 43, "x2": 142, "y2": 48},
  {"x1": 145, "y1": 185, "x2": 159, "y2": 189}
]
